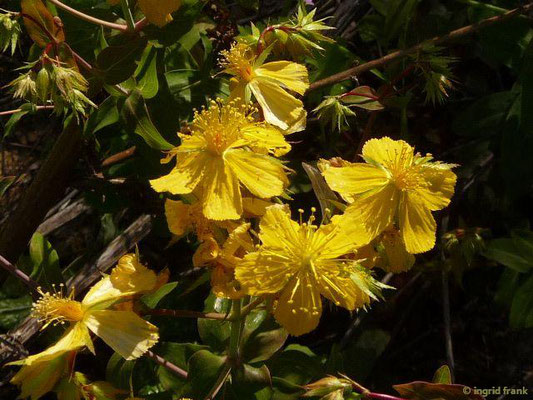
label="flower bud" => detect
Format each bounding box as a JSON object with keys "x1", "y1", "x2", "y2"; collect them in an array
[
  {"x1": 36, "y1": 67, "x2": 51, "y2": 102},
  {"x1": 303, "y1": 376, "x2": 351, "y2": 397}
]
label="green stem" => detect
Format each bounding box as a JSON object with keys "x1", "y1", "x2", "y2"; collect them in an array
[
  {"x1": 228, "y1": 299, "x2": 243, "y2": 361},
  {"x1": 120, "y1": 0, "x2": 135, "y2": 31},
  {"x1": 458, "y1": 0, "x2": 531, "y2": 20}
]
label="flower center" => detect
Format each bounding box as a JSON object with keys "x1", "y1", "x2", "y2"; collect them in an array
[
  {"x1": 391, "y1": 168, "x2": 423, "y2": 191},
  {"x1": 32, "y1": 286, "x2": 84, "y2": 328},
  {"x1": 220, "y1": 43, "x2": 256, "y2": 82}
]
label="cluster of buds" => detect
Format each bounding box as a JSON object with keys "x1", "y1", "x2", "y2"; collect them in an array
[
  {"x1": 442, "y1": 227, "x2": 487, "y2": 267},
  {"x1": 302, "y1": 376, "x2": 354, "y2": 399},
  {"x1": 314, "y1": 86, "x2": 384, "y2": 133},
  {"x1": 410, "y1": 45, "x2": 455, "y2": 104},
  {"x1": 8, "y1": 58, "x2": 95, "y2": 118},
  {"x1": 0, "y1": 9, "x2": 20, "y2": 55},
  {"x1": 241, "y1": 5, "x2": 334, "y2": 59}
]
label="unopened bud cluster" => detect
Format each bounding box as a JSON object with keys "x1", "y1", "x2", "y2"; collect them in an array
[{"x1": 9, "y1": 60, "x2": 95, "y2": 117}]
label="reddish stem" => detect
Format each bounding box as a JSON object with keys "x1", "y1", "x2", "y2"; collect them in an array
[
  {"x1": 367, "y1": 393, "x2": 409, "y2": 400},
  {"x1": 144, "y1": 309, "x2": 229, "y2": 321},
  {"x1": 257, "y1": 25, "x2": 298, "y2": 54}
]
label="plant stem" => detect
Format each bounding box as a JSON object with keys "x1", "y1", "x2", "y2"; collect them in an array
[
  {"x1": 0, "y1": 105, "x2": 54, "y2": 117},
  {"x1": 204, "y1": 363, "x2": 231, "y2": 400},
  {"x1": 239, "y1": 297, "x2": 264, "y2": 318},
  {"x1": 367, "y1": 393, "x2": 409, "y2": 400},
  {"x1": 228, "y1": 299, "x2": 243, "y2": 361},
  {"x1": 120, "y1": 0, "x2": 135, "y2": 31},
  {"x1": 145, "y1": 350, "x2": 188, "y2": 379},
  {"x1": 0, "y1": 254, "x2": 39, "y2": 294},
  {"x1": 46, "y1": 0, "x2": 128, "y2": 32},
  {"x1": 308, "y1": 2, "x2": 533, "y2": 91},
  {"x1": 144, "y1": 309, "x2": 229, "y2": 321}
]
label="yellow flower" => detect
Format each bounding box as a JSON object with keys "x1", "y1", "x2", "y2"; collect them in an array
[
  {"x1": 107, "y1": 0, "x2": 181, "y2": 27},
  {"x1": 378, "y1": 226, "x2": 415, "y2": 273},
  {"x1": 164, "y1": 197, "x2": 269, "y2": 241},
  {"x1": 150, "y1": 99, "x2": 290, "y2": 221},
  {"x1": 220, "y1": 43, "x2": 309, "y2": 132},
  {"x1": 10, "y1": 350, "x2": 72, "y2": 400},
  {"x1": 25, "y1": 254, "x2": 159, "y2": 361},
  {"x1": 193, "y1": 222, "x2": 254, "y2": 299},
  {"x1": 138, "y1": 0, "x2": 182, "y2": 27},
  {"x1": 321, "y1": 137, "x2": 457, "y2": 254},
  {"x1": 235, "y1": 205, "x2": 386, "y2": 336}
]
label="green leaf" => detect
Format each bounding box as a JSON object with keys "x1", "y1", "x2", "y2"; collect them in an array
[
  {"x1": 231, "y1": 364, "x2": 272, "y2": 398},
  {"x1": 509, "y1": 274, "x2": 533, "y2": 329},
  {"x1": 96, "y1": 36, "x2": 147, "y2": 85},
  {"x1": 341, "y1": 86, "x2": 384, "y2": 111},
  {"x1": 105, "y1": 352, "x2": 136, "y2": 390},
  {"x1": 0, "y1": 176, "x2": 16, "y2": 198},
  {"x1": 452, "y1": 91, "x2": 518, "y2": 138},
  {"x1": 121, "y1": 90, "x2": 174, "y2": 150},
  {"x1": 28, "y1": 232, "x2": 63, "y2": 287},
  {"x1": 197, "y1": 293, "x2": 231, "y2": 352},
  {"x1": 483, "y1": 237, "x2": 533, "y2": 272},
  {"x1": 141, "y1": 282, "x2": 179, "y2": 309},
  {"x1": 187, "y1": 349, "x2": 227, "y2": 399},
  {"x1": 2, "y1": 103, "x2": 35, "y2": 138},
  {"x1": 84, "y1": 96, "x2": 119, "y2": 136},
  {"x1": 242, "y1": 311, "x2": 288, "y2": 364},
  {"x1": 156, "y1": 342, "x2": 207, "y2": 391},
  {"x1": 432, "y1": 365, "x2": 452, "y2": 384},
  {"x1": 268, "y1": 344, "x2": 323, "y2": 386},
  {"x1": 394, "y1": 381, "x2": 483, "y2": 400},
  {"x1": 135, "y1": 45, "x2": 160, "y2": 100},
  {"x1": 0, "y1": 295, "x2": 32, "y2": 330}
]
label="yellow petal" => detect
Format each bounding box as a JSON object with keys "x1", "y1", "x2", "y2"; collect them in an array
[
  {"x1": 211, "y1": 265, "x2": 246, "y2": 299},
  {"x1": 314, "y1": 215, "x2": 368, "y2": 259},
  {"x1": 225, "y1": 149, "x2": 288, "y2": 199},
  {"x1": 343, "y1": 183, "x2": 399, "y2": 245},
  {"x1": 240, "y1": 123, "x2": 291, "y2": 156},
  {"x1": 242, "y1": 197, "x2": 272, "y2": 217},
  {"x1": 399, "y1": 194, "x2": 437, "y2": 254},
  {"x1": 380, "y1": 227, "x2": 415, "y2": 273},
  {"x1": 109, "y1": 253, "x2": 158, "y2": 294},
  {"x1": 138, "y1": 0, "x2": 181, "y2": 27},
  {"x1": 220, "y1": 223, "x2": 253, "y2": 266},
  {"x1": 257, "y1": 204, "x2": 300, "y2": 251},
  {"x1": 11, "y1": 353, "x2": 69, "y2": 400},
  {"x1": 165, "y1": 199, "x2": 192, "y2": 237},
  {"x1": 235, "y1": 251, "x2": 296, "y2": 296},
  {"x1": 273, "y1": 273, "x2": 322, "y2": 336},
  {"x1": 416, "y1": 165, "x2": 457, "y2": 211},
  {"x1": 192, "y1": 236, "x2": 219, "y2": 267},
  {"x1": 150, "y1": 152, "x2": 209, "y2": 195},
  {"x1": 361, "y1": 137, "x2": 414, "y2": 169},
  {"x1": 316, "y1": 262, "x2": 371, "y2": 310},
  {"x1": 249, "y1": 78, "x2": 306, "y2": 132},
  {"x1": 9, "y1": 323, "x2": 92, "y2": 368},
  {"x1": 254, "y1": 61, "x2": 309, "y2": 95},
  {"x1": 201, "y1": 157, "x2": 242, "y2": 220},
  {"x1": 84, "y1": 310, "x2": 159, "y2": 360},
  {"x1": 321, "y1": 161, "x2": 388, "y2": 198}
]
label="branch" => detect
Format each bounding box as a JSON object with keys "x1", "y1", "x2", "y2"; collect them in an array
[
  {"x1": 0, "y1": 105, "x2": 54, "y2": 117},
  {"x1": 46, "y1": 0, "x2": 129, "y2": 32},
  {"x1": 204, "y1": 363, "x2": 231, "y2": 400},
  {"x1": 308, "y1": 2, "x2": 533, "y2": 91},
  {"x1": 101, "y1": 146, "x2": 137, "y2": 168},
  {"x1": 145, "y1": 350, "x2": 188, "y2": 379},
  {"x1": 0, "y1": 254, "x2": 39, "y2": 294},
  {"x1": 144, "y1": 309, "x2": 228, "y2": 321}
]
